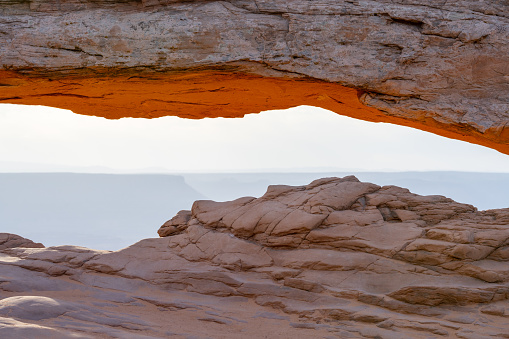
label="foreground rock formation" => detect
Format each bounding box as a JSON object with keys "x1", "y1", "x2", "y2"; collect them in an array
[
  {"x1": 1, "y1": 0, "x2": 509, "y2": 154},
  {"x1": 1, "y1": 176, "x2": 509, "y2": 338}
]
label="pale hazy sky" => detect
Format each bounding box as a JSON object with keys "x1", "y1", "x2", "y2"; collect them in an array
[{"x1": 1, "y1": 103, "x2": 509, "y2": 173}]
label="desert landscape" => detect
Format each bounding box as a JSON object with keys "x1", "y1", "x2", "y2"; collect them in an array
[
  {"x1": 2, "y1": 176, "x2": 509, "y2": 338},
  {"x1": 1, "y1": 0, "x2": 509, "y2": 338}
]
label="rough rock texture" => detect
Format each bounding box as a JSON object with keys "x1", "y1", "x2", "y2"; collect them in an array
[
  {"x1": 1, "y1": 0, "x2": 509, "y2": 154},
  {"x1": 1, "y1": 176, "x2": 509, "y2": 338},
  {"x1": 0, "y1": 233, "x2": 44, "y2": 250}
]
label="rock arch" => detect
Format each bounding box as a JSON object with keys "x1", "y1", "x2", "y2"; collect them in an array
[{"x1": 1, "y1": 0, "x2": 508, "y2": 154}]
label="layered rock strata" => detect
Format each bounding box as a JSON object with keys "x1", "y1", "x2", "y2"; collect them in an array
[
  {"x1": 1, "y1": 176, "x2": 509, "y2": 338},
  {"x1": 1, "y1": 0, "x2": 509, "y2": 153},
  {"x1": 0, "y1": 233, "x2": 44, "y2": 250}
]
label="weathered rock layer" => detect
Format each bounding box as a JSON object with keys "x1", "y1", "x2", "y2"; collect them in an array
[
  {"x1": 1, "y1": 177, "x2": 509, "y2": 338},
  {"x1": 1, "y1": 0, "x2": 509, "y2": 153}
]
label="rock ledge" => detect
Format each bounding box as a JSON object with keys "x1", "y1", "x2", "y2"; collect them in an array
[{"x1": 1, "y1": 176, "x2": 509, "y2": 338}]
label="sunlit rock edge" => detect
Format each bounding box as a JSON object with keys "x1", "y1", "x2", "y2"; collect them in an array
[{"x1": 2, "y1": 0, "x2": 509, "y2": 154}]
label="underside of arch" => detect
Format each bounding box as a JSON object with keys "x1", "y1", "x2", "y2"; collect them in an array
[
  {"x1": 1, "y1": 0, "x2": 509, "y2": 154},
  {"x1": 2, "y1": 67, "x2": 508, "y2": 155}
]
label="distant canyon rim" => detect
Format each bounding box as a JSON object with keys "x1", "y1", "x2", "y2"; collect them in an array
[{"x1": 1, "y1": 0, "x2": 509, "y2": 154}]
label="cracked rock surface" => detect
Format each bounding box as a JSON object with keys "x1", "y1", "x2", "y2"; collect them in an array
[
  {"x1": 1, "y1": 176, "x2": 509, "y2": 338},
  {"x1": 1, "y1": 0, "x2": 509, "y2": 153}
]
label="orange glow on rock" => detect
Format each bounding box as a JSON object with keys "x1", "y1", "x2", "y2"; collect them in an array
[{"x1": 1, "y1": 69, "x2": 508, "y2": 155}]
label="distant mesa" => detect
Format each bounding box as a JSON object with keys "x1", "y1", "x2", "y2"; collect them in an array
[{"x1": 1, "y1": 176, "x2": 509, "y2": 337}]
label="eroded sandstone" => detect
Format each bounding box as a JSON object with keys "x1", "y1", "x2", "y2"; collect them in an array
[
  {"x1": 1, "y1": 177, "x2": 509, "y2": 338},
  {"x1": 0, "y1": 233, "x2": 44, "y2": 250},
  {"x1": 1, "y1": 0, "x2": 509, "y2": 153}
]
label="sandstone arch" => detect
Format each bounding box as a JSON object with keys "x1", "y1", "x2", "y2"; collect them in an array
[{"x1": 1, "y1": 0, "x2": 508, "y2": 154}]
